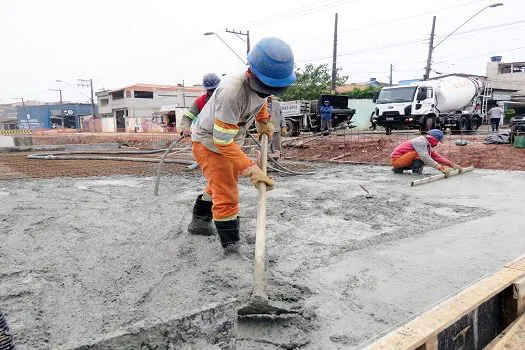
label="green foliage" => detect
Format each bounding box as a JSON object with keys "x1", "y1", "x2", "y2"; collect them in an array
[
  {"x1": 347, "y1": 86, "x2": 381, "y2": 99},
  {"x1": 281, "y1": 63, "x2": 348, "y2": 101},
  {"x1": 504, "y1": 108, "x2": 516, "y2": 122}
]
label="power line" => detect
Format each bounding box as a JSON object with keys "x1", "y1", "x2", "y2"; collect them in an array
[
  {"x1": 341, "y1": 0, "x2": 485, "y2": 33},
  {"x1": 435, "y1": 46, "x2": 525, "y2": 63},
  {"x1": 434, "y1": 19, "x2": 525, "y2": 38},
  {"x1": 238, "y1": 0, "x2": 359, "y2": 28},
  {"x1": 296, "y1": 37, "x2": 428, "y2": 63},
  {"x1": 284, "y1": 0, "x2": 491, "y2": 52}
]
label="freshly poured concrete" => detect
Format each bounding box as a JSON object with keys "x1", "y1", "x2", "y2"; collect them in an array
[{"x1": 1, "y1": 164, "x2": 524, "y2": 349}]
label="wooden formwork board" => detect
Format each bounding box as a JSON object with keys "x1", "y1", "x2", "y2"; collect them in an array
[
  {"x1": 485, "y1": 312, "x2": 525, "y2": 349},
  {"x1": 368, "y1": 256, "x2": 525, "y2": 350}
]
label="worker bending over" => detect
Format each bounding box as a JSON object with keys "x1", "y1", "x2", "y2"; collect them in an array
[
  {"x1": 188, "y1": 37, "x2": 296, "y2": 256},
  {"x1": 390, "y1": 129, "x2": 463, "y2": 176}
]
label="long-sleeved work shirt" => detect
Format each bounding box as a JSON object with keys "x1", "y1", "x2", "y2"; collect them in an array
[
  {"x1": 320, "y1": 105, "x2": 334, "y2": 120},
  {"x1": 192, "y1": 73, "x2": 269, "y2": 172},
  {"x1": 390, "y1": 136, "x2": 452, "y2": 168},
  {"x1": 269, "y1": 100, "x2": 286, "y2": 130}
]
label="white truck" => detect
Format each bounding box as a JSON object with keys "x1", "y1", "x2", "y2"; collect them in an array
[{"x1": 372, "y1": 74, "x2": 490, "y2": 134}]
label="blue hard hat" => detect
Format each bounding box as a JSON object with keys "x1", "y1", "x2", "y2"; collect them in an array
[
  {"x1": 427, "y1": 129, "x2": 444, "y2": 142},
  {"x1": 247, "y1": 37, "x2": 296, "y2": 91},
  {"x1": 202, "y1": 73, "x2": 221, "y2": 90}
]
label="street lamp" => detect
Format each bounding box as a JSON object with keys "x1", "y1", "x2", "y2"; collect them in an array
[
  {"x1": 204, "y1": 32, "x2": 247, "y2": 65},
  {"x1": 424, "y1": 3, "x2": 504, "y2": 80},
  {"x1": 433, "y1": 3, "x2": 504, "y2": 50}
]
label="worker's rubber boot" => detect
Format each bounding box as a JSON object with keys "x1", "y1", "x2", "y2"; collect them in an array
[
  {"x1": 214, "y1": 218, "x2": 246, "y2": 259},
  {"x1": 411, "y1": 160, "x2": 425, "y2": 175},
  {"x1": 187, "y1": 195, "x2": 216, "y2": 236},
  {"x1": 391, "y1": 167, "x2": 406, "y2": 174}
]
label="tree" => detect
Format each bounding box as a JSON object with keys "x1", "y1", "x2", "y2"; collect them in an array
[
  {"x1": 347, "y1": 86, "x2": 381, "y2": 99},
  {"x1": 281, "y1": 63, "x2": 348, "y2": 101}
]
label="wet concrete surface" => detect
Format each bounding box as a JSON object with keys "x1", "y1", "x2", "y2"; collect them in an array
[{"x1": 1, "y1": 163, "x2": 524, "y2": 349}]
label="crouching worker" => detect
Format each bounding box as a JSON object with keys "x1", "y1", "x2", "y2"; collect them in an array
[
  {"x1": 187, "y1": 37, "x2": 297, "y2": 256},
  {"x1": 390, "y1": 129, "x2": 464, "y2": 176}
]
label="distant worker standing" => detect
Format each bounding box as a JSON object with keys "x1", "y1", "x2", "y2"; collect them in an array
[
  {"x1": 188, "y1": 37, "x2": 296, "y2": 256},
  {"x1": 320, "y1": 101, "x2": 334, "y2": 135},
  {"x1": 179, "y1": 73, "x2": 221, "y2": 137},
  {"x1": 268, "y1": 95, "x2": 286, "y2": 157},
  {"x1": 390, "y1": 129, "x2": 464, "y2": 176},
  {"x1": 487, "y1": 103, "x2": 504, "y2": 132}
]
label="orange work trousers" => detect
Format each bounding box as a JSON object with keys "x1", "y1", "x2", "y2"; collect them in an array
[
  {"x1": 192, "y1": 142, "x2": 240, "y2": 220},
  {"x1": 390, "y1": 150, "x2": 420, "y2": 169}
]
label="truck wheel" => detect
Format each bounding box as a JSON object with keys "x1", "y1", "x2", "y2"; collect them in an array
[
  {"x1": 471, "y1": 116, "x2": 481, "y2": 131},
  {"x1": 459, "y1": 116, "x2": 471, "y2": 132},
  {"x1": 285, "y1": 119, "x2": 300, "y2": 137}
]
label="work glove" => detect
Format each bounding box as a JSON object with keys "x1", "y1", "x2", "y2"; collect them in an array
[
  {"x1": 180, "y1": 129, "x2": 192, "y2": 137},
  {"x1": 451, "y1": 163, "x2": 464, "y2": 174},
  {"x1": 241, "y1": 165, "x2": 274, "y2": 191},
  {"x1": 256, "y1": 120, "x2": 274, "y2": 141},
  {"x1": 281, "y1": 127, "x2": 287, "y2": 136},
  {"x1": 437, "y1": 165, "x2": 452, "y2": 178}
]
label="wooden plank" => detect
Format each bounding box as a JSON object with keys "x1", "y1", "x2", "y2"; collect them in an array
[
  {"x1": 506, "y1": 257, "x2": 525, "y2": 272},
  {"x1": 410, "y1": 166, "x2": 474, "y2": 187},
  {"x1": 368, "y1": 266, "x2": 525, "y2": 350},
  {"x1": 484, "y1": 318, "x2": 518, "y2": 350},
  {"x1": 490, "y1": 312, "x2": 525, "y2": 350},
  {"x1": 514, "y1": 276, "x2": 525, "y2": 319}
]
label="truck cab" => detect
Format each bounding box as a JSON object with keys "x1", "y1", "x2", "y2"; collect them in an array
[{"x1": 373, "y1": 84, "x2": 436, "y2": 134}]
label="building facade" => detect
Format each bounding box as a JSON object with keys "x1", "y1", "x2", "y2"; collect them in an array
[
  {"x1": 16, "y1": 103, "x2": 94, "y2": 129},
  {"x1": 486, "y1": 58, "x2": 525, "y2": 99},
  {"x1": 95, "y1": 83, "x2": 204, "y2": 132}
]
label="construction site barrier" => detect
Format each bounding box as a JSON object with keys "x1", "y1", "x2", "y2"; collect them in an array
[{"x1": 0, "y1": 129, "x2": 32, "y2": 135}]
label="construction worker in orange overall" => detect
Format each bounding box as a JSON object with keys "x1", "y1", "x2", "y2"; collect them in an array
[
  {"x1": 390, "y1": 129, "x2": 464, "y2": 176},
  {"x1": 188, "y1": 37, "x2": 296, "y2": 256}
]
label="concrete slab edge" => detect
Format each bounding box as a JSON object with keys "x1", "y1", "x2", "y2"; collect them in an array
[{"x1": 62, "y1": 298, "x2": 239, "y2": 350}]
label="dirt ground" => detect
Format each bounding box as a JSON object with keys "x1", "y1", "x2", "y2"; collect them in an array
[
  {"x1": 282, "y1": 133, "x2": 525, "y2": 171},
  {"x1": 2, "y1": 131, "x2": 524, "y2": 181},
  {"x1": 0, "y1": 152, "x2": 190, "y2": 180},
  {"x1": 1, "y1": 164, "x2": 524, "y2": 349}
]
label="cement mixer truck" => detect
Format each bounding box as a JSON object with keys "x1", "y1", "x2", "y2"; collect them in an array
[{"x1": 372, "y1": 74, "x2": 490, "y2": 134}]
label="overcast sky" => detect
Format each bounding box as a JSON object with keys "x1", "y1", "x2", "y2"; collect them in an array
[{"x1": 1, "y1": 0, "x2": 523, "y2": 104}]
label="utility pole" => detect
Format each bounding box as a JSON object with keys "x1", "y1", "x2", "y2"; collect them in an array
[
  {"x1": 14, "y1": 97, "x2": 25, "y2": 110},
  {"x1": 182, "y1": 79, "x2": 186, "y2": 108},
  {"x1": 14, "y1": 97, "x2": 26, "y2": 129},
  {"x1": 225, "y1": 28, "x2": 250, "y2": 54},
  {"x1": 50, "y1": 88, "x2": 64, "y2": 127},
  {"x1": 331, "y1": 13, "x2": 338, "y2": 93},
  {"x1": 78, "y1": 79, "x2": 96, "y2": 117},
  {"x1": 389, "y1": 64, "x2": 393, "y2": 86},
  {"x1": 424, "y1": 16, "x2": 436, "y2": 81}
]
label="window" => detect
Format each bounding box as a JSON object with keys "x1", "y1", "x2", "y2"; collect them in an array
[
  {"x1": 499, "y1": 63, "x2": 525, "y2": 74},
  {"x1": 100, "y1": 99, "x2": 109, "y2": 106},
  {"x1": 111, "y1": 90, "x2": 124, "y2": 100},
  {"x1": 133, "y1": 90, "x2": 154, "y2": 99}
]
